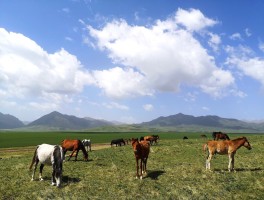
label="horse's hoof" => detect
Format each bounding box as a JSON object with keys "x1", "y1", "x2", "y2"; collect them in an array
[
  {"x1": 51, "y1": 182, "x2": 56, "y2": 186},
  {"x1": 31, "y1": 179, "x2": 34, "y2": 181},
  {"x1": 140, "y1": 176, "x2": 143, "y2": 180},
  {"x1": 40, "y1": 178, "x2": 44, "y2": 181}
]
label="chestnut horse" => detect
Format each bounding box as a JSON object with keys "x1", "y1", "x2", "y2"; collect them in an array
[
  {"x1": 143, "y1": 135, "x2": 159, "y2": 145},
  {"x1": 203, "y1": 137, "x2": 252, "y2": 171},
  {"x1": 61, "y1": 139, "x2": 88, "y2": 161},
  {"x1": 131, "y1": 138, "x2": 150, "y2": 179},
  {"x1": 212, "y1": 131, "x2": 230, "y2": 140}
]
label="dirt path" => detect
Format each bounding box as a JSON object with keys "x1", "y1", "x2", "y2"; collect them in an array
[{"x1": 0, "y1": 143, "x2": 110, "y2": 158}]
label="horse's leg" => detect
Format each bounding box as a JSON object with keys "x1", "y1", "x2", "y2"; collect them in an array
[
  {"x1": 144, "y1": 157, "x2": 148, "y2": 174},
  {"x1": 228, "y1": 153, "x2": 235, "y2": 172},
  {"x1": 51, "y1": 164, "x2": 56, "y2": 186},
  {"x1": 135, "y1": 159, "x2": 139, "y2": 179},
  {"x1": 31, "y1": 159, "x2": 39, "y2": 181},
  {"x1": 75, "y1": 150, "x2": 79, "y2": 161},
  {"x1": 39, "y1": 164, "x2": 44, "y2": 181},
  {"x1": 140, "y1": 159, "x2": 143, "y2": 179},
  {"x1": 206, "y1": 153, "x2": 213, "y2": 170},
  {"x1": 68, "y1": 150, "x2": 76, "y2": 161}
]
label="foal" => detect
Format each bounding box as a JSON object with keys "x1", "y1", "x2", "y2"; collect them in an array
[
  {"x1": 131, "y1": 138, "x2": 150, "y2": 179},
  {"x1": 204, "y1": 137, "x2": 252, "y2": 172}
]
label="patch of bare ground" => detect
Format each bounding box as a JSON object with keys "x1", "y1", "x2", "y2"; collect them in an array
[{"x1": 0, "y1": 143, "x2": 110, "y2": 158}]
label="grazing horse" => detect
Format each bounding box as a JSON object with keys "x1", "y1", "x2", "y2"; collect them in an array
[
  {"x1": 183, "y1": 136, "x2": 188, "y2": 140},
  {"x1": 203, "y1": 137, "x2": 252, "y2": 172},
  {"x1": 29, "y1": 144, "x2": 64, "y2": 187},
  {"x1": 212, "y1": 131, "x2": 230, "y2": 140},
  {"x1": 110, "y1": 138, "x2": 126, "y2": 147},
  {"x1": 82, "y1": 139, "x2": 92, "y2": 152},
  {"x1": 143, "y1": 135, "x2": 159, "y2": 145},
  {"x1": 61, "y1": 139, "x2": 88, "y2": 161},
  {"x1": 131, "y1": 138, "x2": 150, "y2": 179}
]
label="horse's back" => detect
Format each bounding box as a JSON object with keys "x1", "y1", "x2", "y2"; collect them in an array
[
  {"x1": 207, "y1": 140, "x2": 230, "y2": 154},
  {"x1": 62, "y1": 139, "x2": 80, "y2": 150},
  {"x1": 140, "y1": 140, "x2": 150, "y2": 156},
  {"x1": 37, "y1": 144, "x2": 55, "y2": 165}
]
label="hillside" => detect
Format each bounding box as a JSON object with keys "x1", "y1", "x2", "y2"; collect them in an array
[
  {"x1": 0, "y1": 112, "x2": 25, "y2": 129},
  {"x1": 138, "y1": 113, "x2": 263, "y2": 133},
  {"x1": 27, "y1": 111, "x2": 114, "y2": 130}
]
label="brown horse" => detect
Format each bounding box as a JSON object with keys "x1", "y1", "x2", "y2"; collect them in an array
[
  {"x1": 203, "y1": 137, "x2": 252, "y2": 172},
  {"x1": 143, "y1": 135, "x2": 159, "y2": 145},
  {"x1": 212, "y1": 131, "x2": 230, "y2": 140},
  {"x1": 131, "y1": 138, "x2": 150, "y2": 179},
  {"x1": 61, "y1": 139, "x2": 88, "y2": 161}
]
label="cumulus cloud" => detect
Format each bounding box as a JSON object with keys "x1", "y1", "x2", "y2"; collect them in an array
[
  {"x1": 175, "y1": 8, "x2": 218, "y2": 32},
  {"x1": 87, "y1": 8, "x2": 234, "y2": 98},
  {"x1": 0, "y1": 28, "x2": 93, "y2": 102}
]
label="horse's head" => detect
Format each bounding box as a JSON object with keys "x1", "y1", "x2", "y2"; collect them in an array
[
  {"x1": 131, "y1": 138, "x2": 140, "y2": 154},
  {"x1": 53, "y1": 146, "x2": 64, "y2": 187},
  {"x1": 243, "y1": 137, "x2": 252, "y2": 150}
]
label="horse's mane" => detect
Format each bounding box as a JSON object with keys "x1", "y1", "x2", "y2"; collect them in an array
[
  {"x1": 53, "y1": 145, "x2": 63, "y2": 167},
  {"x1": 232, "y1": 137, "x2": 246, "y2": 142}
]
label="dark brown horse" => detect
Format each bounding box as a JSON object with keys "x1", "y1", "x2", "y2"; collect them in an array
[
  {"x1": 61, "y1": 139, "x2": 88, "y2": 161},
  {"x1": 203, "y1": 137, "x2": 252, "y2": 171},
  {"x1": 131, "y1": 138, "x2": 150, "y2": 179},
  {"x1": 212, "y1": 131, "x2": 230, "y2": 140}
]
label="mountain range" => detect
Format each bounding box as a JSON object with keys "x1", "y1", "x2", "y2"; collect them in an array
[{"x1": 0, "y1": 111, "x2": 264, "y2": 132}]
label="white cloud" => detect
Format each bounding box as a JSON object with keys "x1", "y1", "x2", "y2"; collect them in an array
[
  {"x1": 92, "y1": 67, "x2": 153, "y2": 98},
  {"x1": 87, "y1": 8, "x2": 234, "y2": 98},
  {"x1": 208, "y1": 32, "x2": 221, "y2": 52},
  {"x1": 259, "y1": 41, "x2": 264, "y2": 52},
  {"x1": 103, "y1": 102, "x2": 129, "y2": 110},
  {"x1": 245, "y1": 28, "x2": 252, "y2": 37},
  {"x1": 143, "y1": 104, "x2": 153, "y2": 111},
  {"x1": 0, "y1": 28, "x2": 94, "y2": 102},
  {"x1": 230, "y1": 33, "x2": 242, "y2": 40},
  {"x1": 229, "y1": 56, "x2": 264, "y2": 86},
  {"x1": 175, "y1": 8, "x2": 218, "y2": 32}
]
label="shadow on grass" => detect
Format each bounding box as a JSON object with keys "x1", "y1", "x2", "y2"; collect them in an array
[
  {"x1": 62, "y1": 176, "x2": 81, "y2": 185},
  {"x1": 146, "y1": 170, "x2": 166, "y2": 180},
  {"x1": 213, "y1": 167, "x2": 262, "y2": 172}
]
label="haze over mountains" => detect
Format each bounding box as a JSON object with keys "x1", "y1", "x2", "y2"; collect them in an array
[{"x1": 0, "y1": 111, "x2": 264, "y2": 132}]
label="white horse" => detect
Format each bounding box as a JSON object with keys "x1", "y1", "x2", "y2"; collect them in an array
[
  {"x1": 82, "y1": 139, "x2": 92, "y2": 152},
  {"x1": 29, "y1": 144, "x2": 64, "y2": 187}
]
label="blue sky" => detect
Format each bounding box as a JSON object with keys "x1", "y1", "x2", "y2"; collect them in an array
[{"x1": 1, "y1": 0, "x2": 264, "y2": 123}]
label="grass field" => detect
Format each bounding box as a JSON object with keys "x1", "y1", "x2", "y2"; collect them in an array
[{"x1": 1, "y1": 132, "x2": 264, "y2": 199}]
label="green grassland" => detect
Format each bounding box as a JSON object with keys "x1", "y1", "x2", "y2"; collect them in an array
[{"x1": 0, "y1": 132, "x2": 264, "y2": 199}]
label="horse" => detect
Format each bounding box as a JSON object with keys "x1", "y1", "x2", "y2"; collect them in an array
[
  {"x1": 212, "y1": 131, "x2": 230, "y2": 140},
  {"x1": 183, "y1": 136, "x2": 188, "y2": 140},
  {"x1": 61, "y1": 139, "x2": 88, "y2": 161},
  {"x1": 203, "y1": 137, "x2": 252, "y2": 172},
  {"x1": 29, "y1": 144, "x2": 64, "y2": 187},
  {"x1": 110, "y1": 138, "x2": 126, "y2": 147},
  {"x1": 131, "y1": 138, "x2": 150, "y2": 179},
  {"x1": 82, "y1": 139, "x2": 92, "y2": 152},
  {"x1": 200, "y1": 134, "x2": 207, "y2": 138},
  {"x1": 143, "y1": 135, "x2": 159, "y2": 145}
]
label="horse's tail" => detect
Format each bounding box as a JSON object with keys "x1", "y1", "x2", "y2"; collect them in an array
[
  {"x1": 29, "y1": 146, "x2": 39, "y2": 170},
  {"x1": 203, "y1": 143, "x2": 208, "y2": 155}
]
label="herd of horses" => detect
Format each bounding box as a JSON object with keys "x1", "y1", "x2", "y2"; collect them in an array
[{"x1": 29, "y1": 132, "x2": 251, "y2": 187}]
